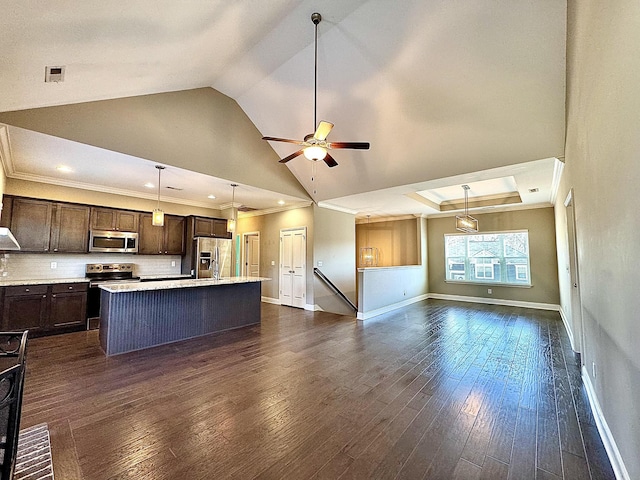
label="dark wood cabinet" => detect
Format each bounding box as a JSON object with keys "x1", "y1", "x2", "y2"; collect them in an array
[
  {"x1": 50, "y1": 203, "x2": 90, "y2": 253},
  {"x1": 90, "y1": 207, "x2": 139, "y2": 232},
  {"x1": 2, "y1": 285, "x2": 49, "y2": 331},
  {"x1": 9, "y1": 197, "x2": 90, "y2": 253},
  {"x1": 0, "y1": 282, "x2": 87, "y2": 335},
  {"x1": 139, "y1": 214, "x2": 185, "y2": 255},
  {"x1": 10, "y1": 198, "x2": 53, "y2": 252},
  {"x1": 49, "y1": 283, "x2": 88, "y2": 328},
  {"x1": 0, "y1": 195, "x2": 13, "y2": 228},
  {"x1": 191, "y1": 216, "x2": 231, "y2": 239}
]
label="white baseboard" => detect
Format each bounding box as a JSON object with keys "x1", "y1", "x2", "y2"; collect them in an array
[
  {"x1": 305, "y1": 304, "x2": 323, "y2": 311},
  {"x1": 261, "y1": 296, "x2": 280, "y2": 305},
  {"x1": 357, "y1": 294, "x2": 429, "y2": 320},
  {"x1": 581, "y1": 366, "x2": 630, "y2": 480},
  {"x1": 428, "y1": 293, "x2": 560, "y2": 312},
  {"x1": 558, "y1": 306, "x2": 576, "y2": 351}
]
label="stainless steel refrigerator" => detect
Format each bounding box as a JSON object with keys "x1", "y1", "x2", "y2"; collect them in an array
[{"x1": 195, "y1": 237, "x2": 232, "y2": 279}]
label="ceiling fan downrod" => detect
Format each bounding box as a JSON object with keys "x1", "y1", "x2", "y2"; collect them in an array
[{"x1": 312, "y1": 12, "x2": 321, "y2": 134}]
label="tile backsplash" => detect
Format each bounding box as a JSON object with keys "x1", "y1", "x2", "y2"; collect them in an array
[{"x1": 0, "y1": 253, "x2": 182, "y2": 280}]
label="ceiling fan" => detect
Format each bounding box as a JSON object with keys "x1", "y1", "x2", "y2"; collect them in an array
[{"x1": 262, "y1": 12, "x2": 370, "y2": 168}]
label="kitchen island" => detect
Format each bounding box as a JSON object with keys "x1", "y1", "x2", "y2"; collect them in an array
[{"x1": 99, "y1": 277, "x2": 268, "y2": 356}]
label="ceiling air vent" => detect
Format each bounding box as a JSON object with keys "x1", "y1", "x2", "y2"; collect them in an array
[
  {"x1": 528, "y1": 188, "x2": 539, "y2": 193},
  {"x1": 165, "y1": 186, "x2": 183, "y2": 191},
  {"x1": 238, "y1": 206, "x2": 257, "y2": 212},
  {"x1": 44, "y1": 66, "x2": 65, "y2": 83}
]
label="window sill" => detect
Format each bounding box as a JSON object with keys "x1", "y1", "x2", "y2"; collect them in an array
[{"x1": 444, "y1": 280, "x2": 532, "y2": 288}]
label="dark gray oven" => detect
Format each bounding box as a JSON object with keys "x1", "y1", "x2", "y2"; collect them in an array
[{"x1": 86, "y1": 263, "x2": 140, "y2": 329}]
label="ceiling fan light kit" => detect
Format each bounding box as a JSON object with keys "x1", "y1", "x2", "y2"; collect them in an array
[
  {"x1": 455, "y1": 184, "x2": 478, "y2": 233},
  {"x1": 261, "y1": 12, "x2": 370, "y2": 168}
]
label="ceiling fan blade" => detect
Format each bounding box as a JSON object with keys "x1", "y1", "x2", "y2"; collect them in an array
[
  {"x1": 314, "y1": 121, "x2": 334, "y2": 141},
  {"x1": 323, "y1": 152, "x2": 338, "y2": 168},
  {"x1": 262, "y1": 136, "x2": 305, "y2": 145},
  {"x1": 279, "y1": 149, "x2": 305, "y2": 163},
  {"x1": 328, "y1": 141, "x2": 370, "y2": 150}
]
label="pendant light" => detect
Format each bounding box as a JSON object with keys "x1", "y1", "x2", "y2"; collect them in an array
[
  {"x1": 227, "y1": 184, "x2": 238, "y2": 233},
  {"x1": 152, "y1": 165, "x2": 165, "y2": 227},
  {"x1": 455, "y1": 185, "x2": 478, "y2": 233},
  {"x1": 359, "y1": 215, "x2": 379, "y2": 267}
]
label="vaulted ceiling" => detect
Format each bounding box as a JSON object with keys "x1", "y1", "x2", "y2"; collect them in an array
[{"x1": 0, "y1": 0, "x2": 567, "y2": 218}]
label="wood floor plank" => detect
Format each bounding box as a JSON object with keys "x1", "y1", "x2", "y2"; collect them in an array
[{"x1": 18, "y1": 300, "x2": 616, "y2": 480}]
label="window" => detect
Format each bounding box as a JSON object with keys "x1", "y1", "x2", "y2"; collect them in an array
[{"x1": 444, "y1": 231, "x2": 531, "y2": 286}]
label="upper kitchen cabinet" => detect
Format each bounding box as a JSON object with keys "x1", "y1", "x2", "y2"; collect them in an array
[
  {"x1": 0, "y1": 195, "x2": 13, "y2": 228},
  {"x1": 10, "y1": 197, "x2": 90, "y2": 253},
  {"x1": 50, "y1": 203, "x2": 90, "y2": 253},
  {"x1": 139, "y1": 214, "x2": 185, "y2": 255},
  {"x1": 90, "y1": 207, "x2": 139, "y2": 232},
  {"x1": 10, "y1": 198, "x2": 53, "y2": 252},
  {"x1": 190, "y1": 216, "x2": 231, "y2": 239}
]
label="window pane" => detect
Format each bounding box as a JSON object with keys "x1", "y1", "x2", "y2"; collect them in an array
[{"x1": 444, "y1": 231, "x2": 531, "y2": 285}]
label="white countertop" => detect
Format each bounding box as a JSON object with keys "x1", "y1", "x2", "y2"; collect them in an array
[
  {"x1": 100, "y1": 276, "x2": 270, "y2": 293},
  {"x1": 0, "y1": 277, "x2": 89, "y2": 286},
  {"x1": 138, "y1": 274, "x2": 193, "y2": 281}
]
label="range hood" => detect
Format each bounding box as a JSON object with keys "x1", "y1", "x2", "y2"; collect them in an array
[{"x1": 0, "y1": 227, "x2": 20, "y2": 250}]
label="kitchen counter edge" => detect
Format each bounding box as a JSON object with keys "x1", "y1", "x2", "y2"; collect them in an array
[
  {"x1": 100, "y1": 276, "x2": 270, "y2": 293},
  {"x1": 0, "y1": 278, "x2": 89, "y2": 287}
]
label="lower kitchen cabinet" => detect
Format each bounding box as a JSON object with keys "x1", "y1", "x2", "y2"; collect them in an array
[{"x1": 0, "y1": 282, "x2": 88, "y2": 335}]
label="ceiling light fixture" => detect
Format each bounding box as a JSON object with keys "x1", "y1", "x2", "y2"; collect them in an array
[
  {"x1": 455, "y1": 185, "x2": 478, "y2": 233},
  {"x1": 208, "y1": 194, "x2": 216, "y2": 199},
  {"x1": 56, "y1": 165, "x2": 73, "y2": 173},
  {"x1": 227, "y1": 184, "x2": 238, "y2": 233},
  {"x1": 144, "y1": 182, "x2": 154, "y2": 189},
  {"x1": 152, "y1": 165, "x2": 165, "y2": 227}
]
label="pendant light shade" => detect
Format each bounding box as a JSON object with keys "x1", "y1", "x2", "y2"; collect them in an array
[
  {"x1": 227, "y1": 184, "x2": 238, "y2": 233},
  {"x1": 359, "y1": 215, "x2": 379, "y2": 267},
  {"x1": 152, "y1": 165, "x2": 165, "y2": 227},
  {"x1": 455, "y1": 185, "x2": 478, "y2": 233}
]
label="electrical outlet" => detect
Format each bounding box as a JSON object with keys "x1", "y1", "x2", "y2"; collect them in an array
[
  {"x1": 488, "y1": 288, "x2": 492, "y2": 294},
  {"x1": 50, "y1": 261, "x2": 57, "y2": 269},
  {"x1": 592, "y1": 361, "x2": 597, "y2": 378},
  {"x1": 317, "y1": 261, "x2": 323, "y2": 267},
  {"x1": 171, "y1": 260, "x2": 176, "y2": 267},
  {"x1": 271, "y1": 260, "x2": 275, "y2": 266}
]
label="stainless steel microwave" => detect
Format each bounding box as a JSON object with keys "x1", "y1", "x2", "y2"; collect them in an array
[{"x1": 89, "y1": 230, "x2": 138, "y2": 253}]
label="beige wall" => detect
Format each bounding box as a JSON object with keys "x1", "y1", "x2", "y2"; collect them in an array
[
  {"x1": 0, "y1": 88, "x2": 309, "y2": 201},
  {"x1": 237, "y1": 207, "x2": 314, "y2": 304},
  {"x1": 428, "y1": 207, "x2": 559, "y2": 305},
  {"x1": 356, "y1": 218, "x2": 419, "y2": 267},
  {"x1": 556, "y1": 2, "x2": 640, "y2": 477},
  {"x1": 313, "y1": 205, "x2": 356, "y2": 314}
]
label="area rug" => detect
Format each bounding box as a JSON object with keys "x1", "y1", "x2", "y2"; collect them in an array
[{"x1": 13, "y1": 423, "x2": 54, "y2": 480}]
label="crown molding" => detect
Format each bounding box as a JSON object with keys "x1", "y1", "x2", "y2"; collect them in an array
[
  {"x1": 238, "y1": 201, "x2": 313, "y2": 218},
  {"x1": 315, "y1": 201, "x2": 359, "y2": 215},
  {"x1": 6, "y1": 171, "x2": 224, "y2": 210},
  {"x1": 549, "y1": 157, "x2": 565, "y2": 205},
  {"x1": 0, "y1": 125, "x2": 16, "y2": 178}
]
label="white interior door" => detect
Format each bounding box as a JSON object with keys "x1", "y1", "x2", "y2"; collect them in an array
[
  {"x1": 243, "y1": 233, "x2": 260, "y2": 277},
  {"x1": 565, "y1": 190, "x2": 584, "y2": 359},
  {"x1": 280, "y1": 228, "x2": 306, "y2": 308}
]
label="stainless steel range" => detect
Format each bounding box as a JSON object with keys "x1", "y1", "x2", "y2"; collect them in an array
[{"x1": 86, "y1": 263, "x2": 140, "y2": 329}]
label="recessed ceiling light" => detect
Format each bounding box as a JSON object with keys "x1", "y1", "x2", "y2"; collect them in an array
[
  {"x1": 278, "y1": 200, "x2": 286, "y2": 205},
  {"x1": 144, "y1": 182, "x2": 154, "y2": 189},
  {"x1": 56, "y1": 165, "x2": 73, "y2": 173},
  {"x1": 208, "y1": 194, "x2": 216, "y2": 199}
]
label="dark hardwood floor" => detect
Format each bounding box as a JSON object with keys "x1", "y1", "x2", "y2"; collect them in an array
[{"x1": 20, "y1": 300, "x2": 615, "y2": 479}]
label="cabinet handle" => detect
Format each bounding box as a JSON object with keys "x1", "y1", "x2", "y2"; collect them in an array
[
  {"x1": 42, "y1": 295, "x2": 46, "y2": 298},
  {"x1": 68, "y1": 286, "x2": 73, "y2": 290},
  {"x1": 53, "y1": 248, "x2": 58, "y2": 252},
  {"x1": 52, "y1": 294, "x2": 56, "y2": 298},
  {"x1": 25, "y1": 288, "x2": 30, "y2": 292}
]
